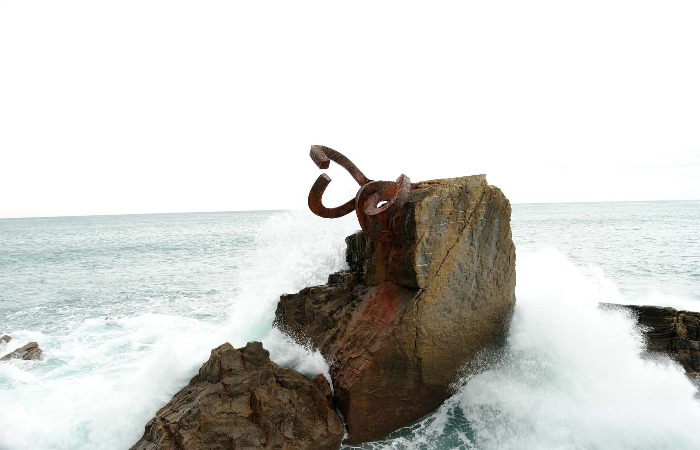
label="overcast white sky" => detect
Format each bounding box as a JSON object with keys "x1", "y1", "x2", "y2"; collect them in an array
[{"x1": 1, "y1": 1, "x2": 698, "y2": 218}]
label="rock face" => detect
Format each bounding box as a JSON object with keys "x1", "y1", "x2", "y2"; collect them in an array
[
  {"x1": 603, "y1": 304, "x2": 700, "y2": 386},
  {"x1": 0, "y1": 342, "x2": 42, "y2": 361},
  {"x1": 275, "y1": 175, "x2": 516, "y2": 443},
  {"x1": 131, "y1": 341, "x2": 344, "y2": 450}
]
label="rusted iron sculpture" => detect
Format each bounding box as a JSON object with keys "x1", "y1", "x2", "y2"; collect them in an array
[{"x1": 307, "y1": 145, "x2": 411, "y2": 241}]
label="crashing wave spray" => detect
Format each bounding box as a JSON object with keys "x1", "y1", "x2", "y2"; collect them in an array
[
  {"x1": 357, "y1": 248, "x2": 700, "y2": 450},
  {"x1": 0, "y1": 211, "x2": 357, "y2": 450}
]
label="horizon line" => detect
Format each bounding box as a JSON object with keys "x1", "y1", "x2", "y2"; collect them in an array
[{"x1": 1, "y1": 198, "x2": 698, "y2": 220}]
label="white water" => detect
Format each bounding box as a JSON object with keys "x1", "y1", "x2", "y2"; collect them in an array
[
  {"x1": 1, "y1": 203, "x2": 699, "y2": 449},
  {"x1": 359, "y1": 248, "x2": 700, "y2": 449},
  {"x1": 0, "y1": 211, "x2": 356, "y2": 450}
]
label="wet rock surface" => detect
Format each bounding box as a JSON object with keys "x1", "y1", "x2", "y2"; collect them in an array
[
  {"x1": 603, "y1": 303, "x2": 700, "y2": 386},
  {"x1": 0, "y1": 341, "x2": 42, "y2": 361},
  {"x1": 131, "y1": 342, "x2": 344, "y2": 450},
  {"x1": 275, "y1": 175, "x2": 516, "y2": 443}
]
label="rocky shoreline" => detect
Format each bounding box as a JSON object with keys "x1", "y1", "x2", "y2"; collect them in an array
[
  {"x1": 601, "y1": 303, "x2": 700, "y2": 386},
  {"x1": 131, "y1": 174, "x2": 518, "y2": 447},
  {"x1": 127, "y1": 175, "x2": 700, "y2": 449}
]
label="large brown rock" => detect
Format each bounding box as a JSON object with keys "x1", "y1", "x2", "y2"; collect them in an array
[
  {"x1": 275, "y1": 175, "x2": 516, "y2": 443},
  {"x1": 602, "y1": 304, "x2": 700, "y2": 386},
  {"x1": 0, "y1": 342, "x2": 42, "y2": 361},
  {"x1": 131, "y1": 342, "x2": 344, "y2": 450}
]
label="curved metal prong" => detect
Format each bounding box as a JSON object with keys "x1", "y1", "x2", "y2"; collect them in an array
[
  {"x1": 309, "y1": 145, "x2": 370, "y2": 186},
  {"x1": 310, "y1": 146, "x2": 330, "y2": 169},
  {"x1": 308, "y1": 173, "x2": 357, "y2": 218},
  {"x1": 307, "y1": 144, "x2": 412, "y2": 241},
  {"x1": 357, "y1": 175, "x2": 411, "y2": 223},
  {"x1": 354, "y1": 174, "x2": 411, "y2": 241}
]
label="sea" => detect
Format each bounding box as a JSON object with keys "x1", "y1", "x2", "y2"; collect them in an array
[{"x1": 1, "y1": 200, "x2": 699, "y2": 450}]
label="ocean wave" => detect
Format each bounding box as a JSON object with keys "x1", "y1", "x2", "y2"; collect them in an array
[
  {"x1": 352, "y1": 248, "x2": 700, "y2": 449},
  {"x1": 0, "y1": 210, "x2": 356, "y2": 450},
  {"x1": 2, "y1": 211, "x2": 699, "y2": 449}
]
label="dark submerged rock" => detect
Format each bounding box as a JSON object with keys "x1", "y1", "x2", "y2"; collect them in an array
[
  {"x1": 131, "y1": 341, "x2": 344, "y2": 450},
  {"x1": 0, "y1": 342, "x2": 42, "y2": 361},
  {"x1": 602, "y1": 303, "x2": 700, "y2": 386}
]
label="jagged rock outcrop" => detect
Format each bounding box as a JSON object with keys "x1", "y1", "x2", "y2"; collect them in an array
[
  {"x1": 131, "y1": 342, "x2": 344, "y2": 450},
  {"x1": 0, "y1": 342, "x2": 42, "y2": 361},
  {"x1": 0, "y1": 335, "x2": 11, "y2": 345},
  {"x1": 602, "y1": 304, "x2": 700, "y2": 386},
  {"x1": 275, "y1": 175, "x2": 516, "y2": 443}
]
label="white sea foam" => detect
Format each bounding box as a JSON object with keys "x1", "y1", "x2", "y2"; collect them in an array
[
  {"x1": 223, "y1": 210, "x2": 356, "y2": 345},
  {"x1": 0, "y1": 210, "x2": 356, "y2": 450},
  {"x1": 2, "y1": 207, "x2": 699, "y2": 450},
  {"x1": 264, "y1": 328, "x2": 332, "y2": 385},
  {"x1": 0, "y1": 314, "x2": 226, "y2": 449},
  {"x1": 360, "y1": 248, "x2": 700, "y2": 449}
]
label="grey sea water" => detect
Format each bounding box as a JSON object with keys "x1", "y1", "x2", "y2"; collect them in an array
[{"x1": 1, "y1": 201, "x2": 699, "y2": 449}]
